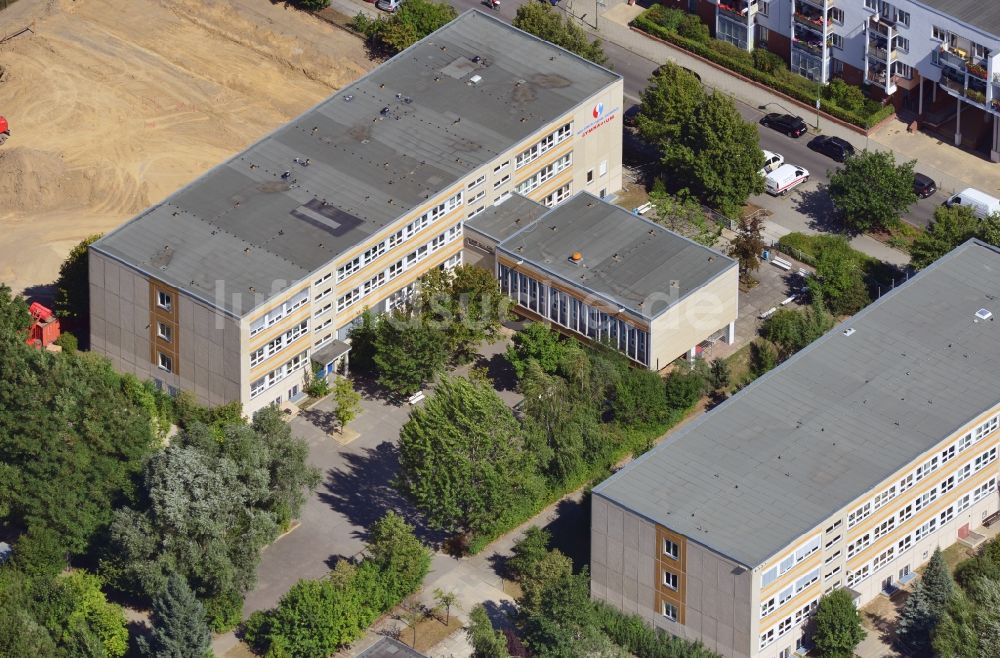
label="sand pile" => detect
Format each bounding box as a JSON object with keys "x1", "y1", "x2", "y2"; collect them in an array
[{"x1": 0, "y1": 0, "x2": 370, "y2": 293}]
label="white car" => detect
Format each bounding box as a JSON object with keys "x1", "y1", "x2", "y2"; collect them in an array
[
  {"x1": 765, "y1": 164, "x2": 809, "y2": 196},
  {"x1": 376, "y1": 0, "x2": 402, "y2": 11},
  {"x1": 759, "y1": 150, "x2": 784, "y2": 177}
]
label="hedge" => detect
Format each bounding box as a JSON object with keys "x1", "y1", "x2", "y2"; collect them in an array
[{"x1": 631, "y1": 11, "x2": 894, "y2": 130}]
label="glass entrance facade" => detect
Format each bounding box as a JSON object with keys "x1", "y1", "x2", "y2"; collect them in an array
[{"x1": 499, "y1": 263, "x2": 649, "y2": 366}]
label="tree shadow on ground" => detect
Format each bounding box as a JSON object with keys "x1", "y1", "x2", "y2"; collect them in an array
[
  {"x1": 21, "y1": 283, "x2": 56, "y2": 306},
  {"x1": 474, "y1": 351, "x2": 518, "y2": 393},
  {"x1": 793, "y1": 184, "x2": 845, "y2": 235},
  {"x1": 299, "y1": 407, "x2": 340, "y2": 434},
  {"x1": 542, "y1": 495, "x2": 591, "y2": 574},
  {"x1": 318, "y1": 440, "x2": 448, "y2": 550},
  {"x1": 482, "y1": 599, "x2": 519, "y2": 632},
  {"x1": 349, "y1": 372, "x2": 396, "y2": 403}
]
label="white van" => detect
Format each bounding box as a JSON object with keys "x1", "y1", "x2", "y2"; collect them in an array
[
  {"x1": 765, "y1": 164, "x2": 809, "y2": 196},
  {"x1": 945, "y1": 188, "x2": 1000, "y2": 219},
  {"x1": 759, "y1": 150, "x2": 784, "y2": 177}
]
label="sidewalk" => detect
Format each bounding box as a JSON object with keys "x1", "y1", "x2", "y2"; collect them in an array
[{"x1": 597, "y1": 5, "x2": 996, "y2": 201}]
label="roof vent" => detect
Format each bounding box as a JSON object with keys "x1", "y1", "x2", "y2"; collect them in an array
[
  {"x1": 976, "y1": 308, "x2": 993, "y2": 321},
  {"x1": 843, "y1": 328, "x2": 856, "y2": 336},
  {"x1": 569, "y1": 251, "x2": 583, "y2": 264},
  {"x1": 469, "y1": 74, "x2": 482, "y2": 85}
]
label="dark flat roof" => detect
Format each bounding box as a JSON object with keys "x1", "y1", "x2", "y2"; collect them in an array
[
  {"x1": 497, "y1": 193, "x2": 734, "y2": 319},
  {"x1": 93, "y1": 10, "x2": 619, "y2": 316},
  {"x1": 917, "y1": 0, "x2": 1000, "y2": 38},
  {"x1": 356, "y1": 638, "x2": 427, "y2": 658},
  {"x1": 595, "y1": 240, "x2": 1000, "y2": 567},
  {"x1": 464, "y1": 193, "x2": 548, "y2": 243}
]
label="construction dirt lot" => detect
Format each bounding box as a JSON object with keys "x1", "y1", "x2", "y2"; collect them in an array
[{"x1": 0, "y1": 0, "x2": 372, "y2": 295}]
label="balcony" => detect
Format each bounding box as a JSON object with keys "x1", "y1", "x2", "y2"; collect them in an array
[
  {"x1": 799, "y1": 0, "x2": 833, "y2": 9},
  {"x1": 718, "y1": 1, "x2": 751, "y2": 20},
  {"x1": 968, "y1": 63, "x2": 988, "y2": 80},
  {"x1": 939, "y1": 72, "x2": 965, "y2": 95},
  {"x1": 793, "y1": 37, "x2": 829, "y2": 58},
  {"x1": 794, "y1": 11, "x2": 827, "y2": 33},
  {"x1": 938, "y1": 46, "x2": 969, "y2": 71},
  {"x1": 868, "y1": 42, "x2": 898, "y2": 63}
]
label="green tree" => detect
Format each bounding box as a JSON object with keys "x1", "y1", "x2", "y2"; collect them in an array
[
  {"x1": 346, "y1": 308, "x2": 378, "y2": 374},
  {"x1": 304, "y1": 367, "x2": 330, "y2": 399},
  {"x1": 828, "y1": 150, "x2": 918, "y2": 233},
  {"x1": 53, "y1": 234, "x2": 102, "y2": 339},
  {"x1": 506, "y1": 322, "x2": 566, "y2": 380},
  {"x1": 811, "y1": 589, "x2": 865, "y2": 658},
  {"x1": 762, "y1": 302, "x2": 834, "y2": 358},
  {"x1": 367, "y1": 511, "x2": 432, "y2": 598},
  {"x1": 637, "y1": 63, "x2": 705, "y2": 145},
  {"x1": 661, "y1": 92, "x2": 765, "y2": 218},
  {"x1": 52, "y1": 571, "x2": 130, "y2": 658},
  {"x1": 512, "y1": 3, "x2": 607, "y2": 65},
  {"x1": 139, "y1": 571, "x2": 212, "y2": 658},
  {"x1": 396, "y1": 376, "x2": 542, "y2": 535},
  {"x1": 419, "y1": 264, "x2": 508, "y2": 362},
  {"x1": 728, "y1": 214, "x2": 766, "y2": 284},
  {"x1": 749, "y1": 339, "x2": 778, "y2": 377},
  {"x1": 0, "y1": 283, "x2": 31, "y2": 344},
  {"x1": 508, "y1": 526, "x2": 553, "y2": 583},
  {"x1": 708, "y1": 358, "x2": 731, "y2": 391},
  {"x1": 373, "y1": 310, "x2": 449, "y2": 396},
  {"x1": 359, "y1": 0, "x2": 457, "y2": 55},
  {"x1": 910, "y1": 205, "x2": 981, "y2": 269},
  {"x1": 433, "y1": 588, "x2": 459, "y2": 625},
  {"x1": 331, "y1": 377, "x2": 361, "y2": 433},
  {"x1": 899, "y1": 549, "x2": 954, "y2": 651},
  {"x1": 664, "y1": 367, "x2": 705, "y2": 412},
  {"x1": 519, "y1": 361, "x2": 593, "y2": 483},
  {"x1": 467, "y1": 605, "x2": 510, "y2": 658},
  {"x1": 12, "y1": 525, "x2": 68, "y2": 580},
  {"x1": 613, "y1": 368, "x2": 669, "y2": 426},
  {"x1": 289, "y1": 0, "x2": 329, "y2": 10},
  {"x1": 932, "y1": 592, "x2": 979, "y2": 658},
  {"x1": 648, "y1": 182, "x2": 718, "y2": 247},
  {"x1": 808, "y1": 237, "x2": 870, "y2": 315}
]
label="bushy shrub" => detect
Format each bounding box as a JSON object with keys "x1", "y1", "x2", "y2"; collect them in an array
[
  {"x1": 752, "y1": 48, "x2": 784, "y2": 75},
  {"x1": 677, "y1": 14, "x2": 710, "y2": 43},
  {"x1": 824, "y1": 78, "x2": 866, "y2": 114},
  {"x1": 594, "y1": 601, "x2": 721, "y2": 658}
]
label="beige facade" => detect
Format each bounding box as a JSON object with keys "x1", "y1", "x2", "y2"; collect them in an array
[
  {"x1": 91, "y1": 76, "x2": 624, "y2": 415},
  {"x1": 593, "y1": 401, "x2": 1000, "y2": 658}
]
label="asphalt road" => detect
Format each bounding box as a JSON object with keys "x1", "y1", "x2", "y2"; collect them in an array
[{"x1": 451, "y1": 0, "x2": 939, "y2": 230}]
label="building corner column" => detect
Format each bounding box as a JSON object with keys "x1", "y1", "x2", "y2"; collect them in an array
[
  {"x1": 727, "y1": 320, "x2": 736, "y2": 345},
  {"x1": 955, "y1": 97, "x2": 963, "y2": 146}
]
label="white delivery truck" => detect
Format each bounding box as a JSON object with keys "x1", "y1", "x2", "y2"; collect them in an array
[
  {"x1": 944, "y1": 188, "x2": 1000, "y2": 219},
  {"x1": 765, "y1": 164, "x2": 809, "y2": 196}
]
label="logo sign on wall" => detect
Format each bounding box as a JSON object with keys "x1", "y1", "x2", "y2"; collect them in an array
[{"x1": 578, "y1": 102, "x2": 619, "y2": 138}]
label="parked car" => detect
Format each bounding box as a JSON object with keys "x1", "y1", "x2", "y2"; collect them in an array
[
  {"x1": 765, "y1": 164, "x2": 810, "y2": 196},
  {"x1": 759, "y1": 150, "x2": 784, "y2": 177},
  {"x1": 760, "y1": 113, "x2": 808, "y2": 138},
  {"x1": 376, "y1": 0, "x2": 402, "y2": 11},
  {"x1": 913, "y1": 173, "x2": 937, "y2": 199},
  {"x1": 653, "y1": 64, "x2": 702, "y2": 83},
  {"x1": 944, "y1": 188, "x2": 1000, "y2": 218},
  {"x1": 623, "y1": 104, "x2": 641, "y2": 128},
  {"x1": 810, "y1": 135, "x2": 855, "y2": 162}
]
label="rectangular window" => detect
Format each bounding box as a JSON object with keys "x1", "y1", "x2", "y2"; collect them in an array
[
  {"x1": 662, "y1": 602, "x2": 678, "y2": 621},
  {"x1": 663, "y1": 539, "x2": 679, "y2": 560},
  {"x1": 825, "y1": 550, "x2": 841, "y2": 564},
  {"x1": 158, "y1": 352, "x2": 173, "y2": 373},
  {"x1": 896, "y1": 10, "x2": 909, "y2": 27},
  {"x1": 758, "y1": 0, "x2": 768, "y2": 16},
  {"x1": 757, "y1": 25, "x2": 769, "y2": 45},
  {"x1": 893, "y1": 36, "x2": 909, "y2": 53},
  {"x1": 932, "y1": 26, "x2": 946, "y2": 41},
  {"x1": 157, "y1": 291, "x2": 172, "y2": 310},
  {"x1": 586, "y1": 169, "x2": 594, "y2": 183},
  {"x1": 494, "y1": 173, "x2": 510, "y2": 188},
  {"x1": 543, "y1": 183, "x2": 571, "y2": 207},
  {"x1": 467, "y1": 174, "x2": 486, "y2": 189},
  {"x1": 599, "y1": 160, "x2": 608, "y2": 177},
  {"x1": 662, "y1": 570, "x2": 679, "y2": 590},
  {"x1": 156, "y1": 322, "x2": 172, "y2": 342},
  {"x1": 831, "y1": 33, "x2": 844, "y2": 49},
  {"x1": 865, "y1": 0, "x2": 876, "y2": 9},
  {"x1": 829, "y1": 7, "x2": 843, "y2": 23},
  {"x1": 493, "y1": 160, "x2": 509, "y2": 173},
  {"x1": 974, "y1": 43, "x2": 991, "y2": 60}
]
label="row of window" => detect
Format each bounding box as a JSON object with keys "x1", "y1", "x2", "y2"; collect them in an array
[
  {"x1": 760, "y1": 568, "x2": 820, "y2": 619},
  {"x1": 864, "y1": 0, "x2": 909, "y2": 28},
  {"x1": 337, "y1": 223, "x2": 463, "y2": 313},
  {"x1": 851, "y1": 443, "x2": 1000, "y2": 557},
  {"x1": 759, "y1": 598, "x2": 819, "y2": 650},
  {"x1": 249, "y1": 350, "x2": 308, "y2": 400},
  {"x1": 514, "y1": 122, "x2": 572, "y2": 170},
  {"x1": 250, "y1": 320, "x2": 308, "y2": 368},
  {"x1": 249, "y1": 288, "x2": 309, "y2": 337},
  {"x1": 514, "y1": 153, "x2": 572, "y2": 195},
  {"x1": 336, "y1": 191, "x2": 463, "y2": 282},
  {"x1": 847, "y1": 412, "x2": 999, "y2": 529},
  {"x1": 498, "y1": 265, "x2": 650, "y2": 366},
  {"x1": 846, "y1": 476, "x2": 999, "y2": 588},
  {"x1": 761, "y1": 535, "x2": 820, "y2": 589},
  {"x1": 543, "y1": 183, "x2": 572, "y2": 208},
  {"x1": 932, "y1": 27, "x2": 992, "y2": 60}
]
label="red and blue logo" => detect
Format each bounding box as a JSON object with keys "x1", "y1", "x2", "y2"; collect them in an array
[{"x1": 592, "y1": 102, "x2": 604, "y2": 119}]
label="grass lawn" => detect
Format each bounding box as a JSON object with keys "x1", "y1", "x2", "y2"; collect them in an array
[
  {"x1": 398, "y1": 613, "x2": 464, "y2": 653},
  {"x1": 723, "y1": 343, "x2": 752, "y2": 392}
]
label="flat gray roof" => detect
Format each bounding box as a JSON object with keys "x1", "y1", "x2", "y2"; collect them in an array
[
  {"x1": 917, "y1": 0, "x2": 1000, "y2": 38},
  {"x1": 92, "y1": 10, "x2": 619, "y2": 316},
  {"x1": 356, "y1": 638, "x2": 427, "y2": 658},
  {"x1": 594, "y1": 240, "x2": 1000, "y2": 567},
  {"x1": 497, "y1": 193, "x2": 734, "y2": 319},
  {"x1": 464, "y1": 193, "x2": 548, "y2": 243}
]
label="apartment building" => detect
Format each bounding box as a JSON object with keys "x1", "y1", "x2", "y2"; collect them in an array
[
  {"x1": 663, "y1": 0, "x2": 1000, "y2": 160},
  {"x1": 591, "y1": 239, "x2": 1000, "y2": 658},
  {"x1": 465, "y1": 192, "x2": 738, "y2": 369},
  {"x1": 89, "y1": 9, "x2": 623, "y2": 414}
]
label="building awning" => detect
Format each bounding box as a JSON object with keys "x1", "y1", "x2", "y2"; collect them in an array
[{"x1": 311, "y1": 339, "x2": 351, "y2": 367}]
